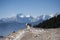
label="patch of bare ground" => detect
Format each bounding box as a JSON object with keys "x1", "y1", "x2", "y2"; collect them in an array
[
  {"x1": 21, "y1": 28, "x2": 60, "y2": 40},
  {"x1": 2, "y1": 28, "x2": 60, "y2": 40}
]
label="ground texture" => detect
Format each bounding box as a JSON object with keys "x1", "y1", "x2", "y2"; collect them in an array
[{"x1": 1, "y1": 28, "x2": 60, "y2": 40}]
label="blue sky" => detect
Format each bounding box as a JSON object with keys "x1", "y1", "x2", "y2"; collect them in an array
[{"x1": 0, "y1": 0, "x2": 60, "y2": 18}]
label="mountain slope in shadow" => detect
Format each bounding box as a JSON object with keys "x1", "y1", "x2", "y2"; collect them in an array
[{"x1": 33, "y1": 14, "x2": 60, "y2": 28}]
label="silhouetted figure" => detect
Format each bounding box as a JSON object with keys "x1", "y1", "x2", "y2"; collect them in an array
[
  {"x1": 0, "y1": 36, "x2": 4, "y2": 38},
  {"x1": 26, "y1": 23, "x2": 31, "y2": 30},
  {"x1": 13, "y1": 31, "x2": 15, "y2": 33}
]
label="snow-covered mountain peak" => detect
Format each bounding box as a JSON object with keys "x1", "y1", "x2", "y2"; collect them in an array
[
  {"x1": 26, "y1": 15, "x2": 31, "y2": 17},
  {"x1": 54, "y1": 12, "x2": 60, "y2": 17},
  {"x1": 17, "y1": 13, "x2": 25, "y2": 18},
  {"x1": 41, "y1": 15, "x2": 46, "y2": 20},
  {"x1": 20, "y1": 15, "x2": 25, "y2": 18},
  {"x1": 49, "y1": 14, "x2": 54, "y2": 17}
]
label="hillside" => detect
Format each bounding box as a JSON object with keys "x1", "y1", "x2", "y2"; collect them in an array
[
  {"x1": 1, "y1": 28, "x2": 60, "y2": 40},
  {"x1": 33, "y1": 14, "x2": 60, "y2": 28}
]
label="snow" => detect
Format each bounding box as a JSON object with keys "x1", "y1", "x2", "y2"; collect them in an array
[
  {"x1": 50, "y1": 14, "x2": 54, "y2": 17},
  {"x1": 26, "y1": 15, "x2": 30, "y2": 17},
  {"x1": 20, "y1": 15, "x2": 25, "y2": 18},
  {"x1": 43, "y1": 15, "x2": 45, "y2": 20}
]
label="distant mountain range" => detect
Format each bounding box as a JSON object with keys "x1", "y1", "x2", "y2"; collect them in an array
[
  {"x1": 0, "y1": 13, "x2": 53, "y2": 23},
  {"x1": 0, "y1": 13, "x2": 53, "y2": 36}
]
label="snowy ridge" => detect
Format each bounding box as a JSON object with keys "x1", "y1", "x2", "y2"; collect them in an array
[{"x1": 0, "y1": 13, "x2": 53, "y2": 23}]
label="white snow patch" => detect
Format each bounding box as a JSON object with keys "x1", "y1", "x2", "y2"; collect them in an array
[
  {"x1": 43, "y1": 15, "x2": 45, "y2": 20},
  {"x1": 50, "y1": 14, "x2": 54, "y2": 17},
  {"x1": 20, "y1": 15, "x2": 25, "y2": 18},
  {"x1": 26, "y1": 15, "x2": 30, "y2": 17}
]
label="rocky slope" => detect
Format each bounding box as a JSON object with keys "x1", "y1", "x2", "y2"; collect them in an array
[{"x1": 1, "y1": 28, "x2": 60, "y2": 40}]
